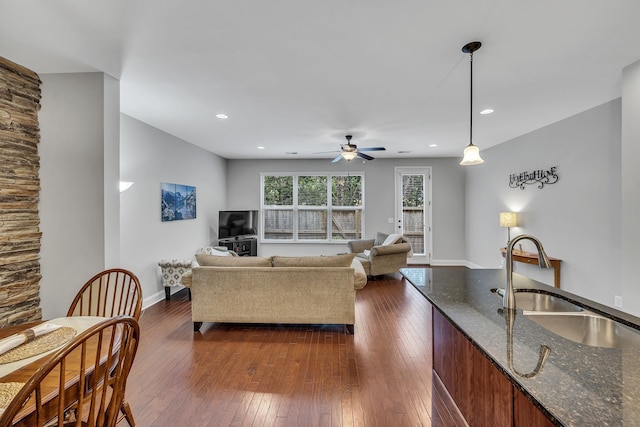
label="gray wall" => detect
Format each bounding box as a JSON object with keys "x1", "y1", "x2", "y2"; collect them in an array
[
  {"x1": 35, "y1": 68, "x2": 639, "y2": 318},
  {"x1": 39, "y1": 72, "x2": 117, "y2": 319},
  {"x1": 466, "y1": 99, "x2": 623, "y2": 310},
  {"x1": 120, "y1": 114, "x2": 227, "y2": 304},
  {"x1": 622, "y1": 59, "x2": 640, "y2": 317},
  {"x1": 226, "y1": 157, "x2": 466, "y2": 262},
  {"x1": 38, "y1": 73, "x2": 228, "y2": 317}
]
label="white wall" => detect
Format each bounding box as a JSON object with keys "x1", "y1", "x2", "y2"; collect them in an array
[
  {"x1": 466, "y1": 99, "x2": 623, "y2": 312},
  {"x1": 622, "y1": 59, "x2": 640, "y2": 317},
  {"x1": 39, "y1": 72, "x2": 117, "y2": 319},
  {"x1": 226, "y1": 157, "x2": 466, "y2": 263},
  {"x1": 119, "y1": 114, "x2": 227, "y2": 306}
]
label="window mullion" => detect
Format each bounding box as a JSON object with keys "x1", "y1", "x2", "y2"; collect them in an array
[{"x1": 293, "y1": 175, "x2": 299, "y2": 240}]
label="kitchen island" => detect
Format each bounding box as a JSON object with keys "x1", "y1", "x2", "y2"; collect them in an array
[{"x1": 400, "y1": 267, "x2": 640, "y2": 426}]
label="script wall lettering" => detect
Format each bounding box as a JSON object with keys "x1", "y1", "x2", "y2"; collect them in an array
[{"x1": 509, "y1": 166, "x2": 559, "y2": 190}]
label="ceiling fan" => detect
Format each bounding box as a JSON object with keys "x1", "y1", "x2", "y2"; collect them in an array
[{"x1": 316, "y1": 135, "x2": 386, "y2": 162}]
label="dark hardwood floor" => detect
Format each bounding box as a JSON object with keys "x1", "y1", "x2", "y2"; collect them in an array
[{"x1": 123, "y1": 273, "x2": 448, "y2": 426}]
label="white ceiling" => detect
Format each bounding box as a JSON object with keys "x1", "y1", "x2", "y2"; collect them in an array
[{"x1": 1, "y1": 0, "x2": 639, "y2": 161}]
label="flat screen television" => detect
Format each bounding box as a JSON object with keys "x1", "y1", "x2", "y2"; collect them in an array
[{"x1": 218, "y1": 210, "x2": 259, "y2": 239}]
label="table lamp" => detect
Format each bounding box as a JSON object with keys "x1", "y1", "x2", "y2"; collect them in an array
[{"x1": 499, "y1": 212, "x2": 518, "y2": 246}]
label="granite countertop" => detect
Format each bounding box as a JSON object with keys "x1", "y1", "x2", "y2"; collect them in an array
[{"x1": 401, "y1": 267, "x2": 640, "y2": 427}]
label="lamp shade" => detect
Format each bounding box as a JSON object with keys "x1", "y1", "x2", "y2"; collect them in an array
[
  {"x1": 499, "y1": 212, "x2": 517, "y2": 228},
  {"x1": 460, "y1": 144, "x2": 484, "y2": 165}
]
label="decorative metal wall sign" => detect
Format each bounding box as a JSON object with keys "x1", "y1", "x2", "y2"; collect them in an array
[{"x1": 509, "y1": 166, "x2": 559, "y2": 190}]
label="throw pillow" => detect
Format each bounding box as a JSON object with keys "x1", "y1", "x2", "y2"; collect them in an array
[
  {"x1": 381, "y1": 233, "x2": 403, "y2": 246},
  {"x1": 195, "y1": 254, "x2": 272, "y2": 267},
  {"x1": 374, "y1": 232, "x2": 388, "y2": 246},
  {"x1": 197, "y1": 246, "x2": 234, "y2": 256},
  {"x1": 272, "y1": 253, "x2": 355, "y2": 268}
]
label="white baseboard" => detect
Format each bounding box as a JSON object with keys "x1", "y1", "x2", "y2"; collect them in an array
[
  {"x1": 142, "y1": 290, "x2": 166, "y2": 311},
  {"x1": 429, "y1": 259, "x2": 467, "y2": 266}
]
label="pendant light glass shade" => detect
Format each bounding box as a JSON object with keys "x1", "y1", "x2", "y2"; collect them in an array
[
  {"x1": 460, "y1": 41, "x2": 484, "y2": 166},
  {"x1": 460, "y1": 143, "x2": 484, "y2": 165}
]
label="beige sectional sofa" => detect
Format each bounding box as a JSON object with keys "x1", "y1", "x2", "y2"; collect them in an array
[{"x1": 181, "y1": 253, "x2": 367, "y2": 334}]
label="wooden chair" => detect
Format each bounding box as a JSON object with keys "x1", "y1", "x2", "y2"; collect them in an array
[
  {"x1": 67, "y1": 268, "x2": 142, "y2": 320},
  {"x1": 0, "y1": 316, "x2": 140, "y2": 427},
  {"x1": 67, "y1": 269, "x2": 142, "y2": 426}
]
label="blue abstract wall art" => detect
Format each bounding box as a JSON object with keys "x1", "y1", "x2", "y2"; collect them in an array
[{"x1": 161, "y1": 183, "x2": 196, "y2": 221}]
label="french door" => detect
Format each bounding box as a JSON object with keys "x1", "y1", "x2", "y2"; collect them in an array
[{"x1": 395, "y1": 167, "x2": 431, "y2": 264}]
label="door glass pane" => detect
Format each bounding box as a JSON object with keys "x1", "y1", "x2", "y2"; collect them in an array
[{"x1": 402, "y1": 174, "x2": 425, "y2": 256}]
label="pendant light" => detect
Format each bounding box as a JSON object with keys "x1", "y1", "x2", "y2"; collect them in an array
[{"x1": 460, "y1": 41, "x2": 485, "y2": 166}]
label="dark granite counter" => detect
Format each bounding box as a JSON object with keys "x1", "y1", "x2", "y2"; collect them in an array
[{"x1": 400, "y1": 267, "x2": 640, "y2": 427}]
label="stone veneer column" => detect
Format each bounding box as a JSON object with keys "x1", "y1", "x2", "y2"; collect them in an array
[{"x1": 0, "y1": 57, "x2": 42, "y2": 325}]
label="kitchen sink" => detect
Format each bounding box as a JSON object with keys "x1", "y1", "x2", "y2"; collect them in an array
[
  {"x1": 492, "y1": 288, "x2": 640, "y2": 348},
  {"x1": 492, "y1": 288, "x2": 584, "y2": 312},
  {"x1": 524, "y1": 311, "x2": 640, "y2": 349}
]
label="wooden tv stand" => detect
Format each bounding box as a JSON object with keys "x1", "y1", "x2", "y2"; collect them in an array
[{"x1": 500, "y1": 247, "x2": 562, "y2": 288}]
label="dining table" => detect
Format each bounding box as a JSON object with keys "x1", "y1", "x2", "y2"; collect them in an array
[{"x1": 0, "y1": 316, "x2": 110, "y2": 425}]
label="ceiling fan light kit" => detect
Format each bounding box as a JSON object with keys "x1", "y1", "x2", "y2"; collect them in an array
[
  {"x1": 460, "y1": 41, "x2": 485, "y2": 166},
  {"x1": 318, "y1": 135, "x2": 386, "y2": 162},
  {"x1": 341, "y1": 150, "x2": 358, "y2": 161}
]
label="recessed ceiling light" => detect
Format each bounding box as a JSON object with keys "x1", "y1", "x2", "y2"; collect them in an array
[
  {"x1": 257, "y1": 146, "x2": 265, "y2": 150},
  {"x1": 480, "y1": 109, "x2": 494, "y2": 115},
  {"x1": 429, "y1": 144, "x2": 438, "y2": 148},
  {"x1": 216, "y1": 113, "x2": 228, "y2": 119}
]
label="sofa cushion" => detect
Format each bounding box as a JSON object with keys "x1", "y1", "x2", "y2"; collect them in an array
[
  {"x1": 272, "y1": 253, "x2": 355, "y2": 268},
  {"x1": 195, "y1": 254, "x2": 272, "y2": 267},
  {"x1": 351, "y1": 258, "x2": 367, "y2": 290}
]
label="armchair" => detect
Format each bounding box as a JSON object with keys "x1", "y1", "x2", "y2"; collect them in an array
[{"x1": 348, "y1": 232, "x2": 412, "y2": 277}]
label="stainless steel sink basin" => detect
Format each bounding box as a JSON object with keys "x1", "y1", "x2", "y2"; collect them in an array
[
  {"x1": 492, "y1": 289, "x2": 584, "y2": 312},
  {"x1": 492, "y1": 288, "x2": 640, "y2": 348},
  {"x1": 524, "y1": 312, "x2": 640, "y2": 349},
  {"x1": 514, "y1": 291, "x2": 584, "y2": 312}
]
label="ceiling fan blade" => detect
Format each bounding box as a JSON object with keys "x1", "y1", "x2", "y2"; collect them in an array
[
  {"x1": 332, "y1": 155, "x2": 343, "y2": 163},
  {"x1": 358, "y1": 147, "x2": 386, "y2": 152},
  {"x1": 357, "y1": 152, "x2": 375, "y2": 161}
]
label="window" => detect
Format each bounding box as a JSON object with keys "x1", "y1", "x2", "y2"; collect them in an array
[{"x1": 261, "y1": 173, "x2": 364, "y2": 242}]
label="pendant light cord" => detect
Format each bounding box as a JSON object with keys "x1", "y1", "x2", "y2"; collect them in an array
[{"x1": 469, "y1": 50, "x2": 474, "y2": 146}]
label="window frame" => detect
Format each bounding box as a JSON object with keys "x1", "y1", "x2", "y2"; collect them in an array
[{"x1": 260, "y1": 172, "x2": 365, "y2": 243}]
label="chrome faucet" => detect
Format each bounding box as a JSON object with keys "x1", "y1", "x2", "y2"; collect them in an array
[
  {"x1": 504, "y1": 234, "x2": 551, "y2": 310},
  {"x1": 502, "y1": 308, "x2": 551, "y2": 378}
]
